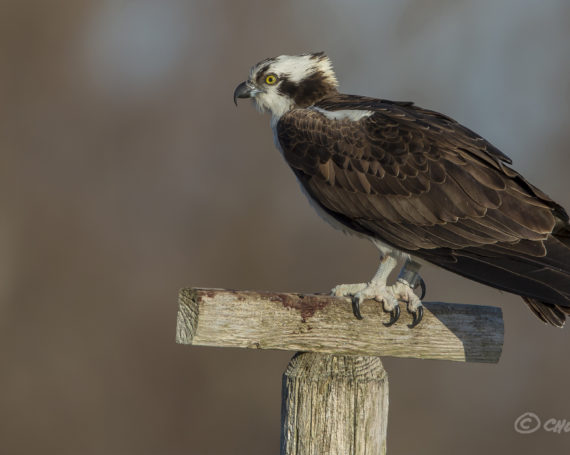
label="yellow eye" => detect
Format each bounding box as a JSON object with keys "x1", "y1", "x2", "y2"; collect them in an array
[{"x1": 265, "y1": 74, "x2": 277, "y2": 85}]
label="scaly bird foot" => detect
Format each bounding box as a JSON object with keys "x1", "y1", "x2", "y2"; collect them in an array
[
  {"x1": 332, "y1": 282, "x2": 400, "y2": 324},
  {"x1": 390, "y1": 279, "x2": 424, "y2": 328},
  {"x1": 332, "y1": 279, "x2": 424, "y2": 327},
  {"x1": 332, "y1": 283, "x2": 368, "y2": 319}
]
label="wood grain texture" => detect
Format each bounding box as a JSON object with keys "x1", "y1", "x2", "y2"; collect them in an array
[
  {"x1": 280, "y1": 353, "x2": 388, "y2": 455},
  {"x1": 176, "y1": 288, "x2": 504, "y2": 363}
]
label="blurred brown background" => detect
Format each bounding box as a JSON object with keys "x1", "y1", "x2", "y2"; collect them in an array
[{"x1": 1, "y1": 1, "x2": 569, "y2": 454}]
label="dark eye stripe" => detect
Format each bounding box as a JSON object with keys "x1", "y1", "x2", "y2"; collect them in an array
[{"x1": 277, "y1": 70, "x2": 331, "y2": 107}]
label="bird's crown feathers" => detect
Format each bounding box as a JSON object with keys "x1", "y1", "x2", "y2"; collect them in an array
[{"x1": 249, "y1": 52, "x2": 338, "y2": 89}]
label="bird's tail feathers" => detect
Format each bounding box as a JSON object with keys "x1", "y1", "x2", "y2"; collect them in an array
[{"x1": 522, "y1": 297, "x2": 570, "y2": 328}]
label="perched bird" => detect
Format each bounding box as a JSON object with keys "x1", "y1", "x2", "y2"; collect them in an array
[{"x1": 234, "y1": 52, "x2": 570, "y2": 328}]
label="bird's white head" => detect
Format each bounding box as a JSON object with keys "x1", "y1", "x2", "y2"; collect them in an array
[{"x1": 234, "y1": 52, "x2": 339, "y2": 118}]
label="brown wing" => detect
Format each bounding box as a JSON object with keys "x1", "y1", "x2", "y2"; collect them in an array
[{"x1": 276, "y1": 94, "x2": 570, "y2": 326}]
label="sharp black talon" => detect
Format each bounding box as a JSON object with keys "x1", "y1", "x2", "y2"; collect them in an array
[
  {"x1": 408, "y1": 306, "x2": 424, "y2": 328},
  {"x1": 417, "y1": 277, "x2": 426, "y2": 300},
  {"x1": 384, "y1": 304, "x2": 400, "y2": 327},
  {"x1": 351, "y1": 296, "x2": 364, "y2": 320}
]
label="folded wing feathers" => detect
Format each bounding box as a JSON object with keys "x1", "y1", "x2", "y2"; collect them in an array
[
  {"x1": 276, "y1": 97, "x2": 570, "y2": 322},
  {"x1": 279, "y1": 103, "x2": 558, "y2": 239}
]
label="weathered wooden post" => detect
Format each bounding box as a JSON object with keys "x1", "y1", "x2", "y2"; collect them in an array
[
  {"x1": 176, "y1": 288, "x2": 504, "y2": 454},
  {"x1": 281, "y1": 353, "x2": 389, "y2": 454}
]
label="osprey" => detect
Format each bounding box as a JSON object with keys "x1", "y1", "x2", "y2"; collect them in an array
[{"x1": 234, "y1": 52, "x2": 570, "y2": 328}]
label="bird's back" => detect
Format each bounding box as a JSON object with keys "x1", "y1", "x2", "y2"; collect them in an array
[{"x1": 276, "y1": 94, "x2": 570, "y2": 326}]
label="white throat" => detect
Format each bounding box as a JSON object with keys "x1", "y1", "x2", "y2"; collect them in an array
[{"x1": 254, "y1": 91, "x2": 294, "y2": 118}]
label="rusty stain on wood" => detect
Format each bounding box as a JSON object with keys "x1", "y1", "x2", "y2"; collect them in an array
[{"x1": 270, "y1": 293, "x2": 331, "y2": 321}]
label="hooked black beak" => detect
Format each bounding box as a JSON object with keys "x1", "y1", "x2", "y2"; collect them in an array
[{"x1": 233, "y1": 81, "x2": 254, "y2": 106}]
